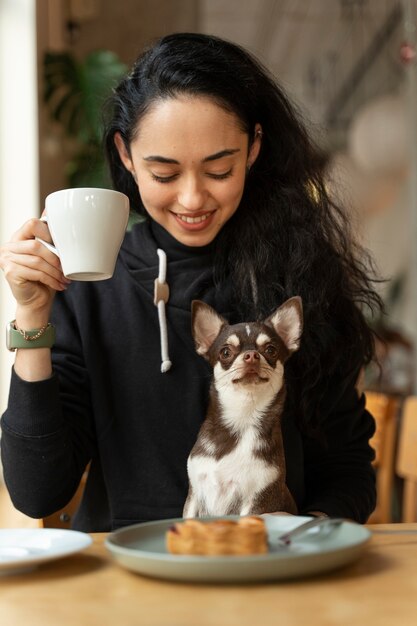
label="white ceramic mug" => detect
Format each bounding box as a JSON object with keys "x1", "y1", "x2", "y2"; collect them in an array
[{"x1": 39, "y1": 187, "x2": 130, "y2": 281}]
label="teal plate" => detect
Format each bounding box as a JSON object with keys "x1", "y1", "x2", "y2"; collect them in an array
[{"x1": 105, "y1": 515, "x2": 371, "y2": 583}]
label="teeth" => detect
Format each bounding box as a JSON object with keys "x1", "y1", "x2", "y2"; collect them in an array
[{"x1": 177, "y1": 213, "x2": 211, "y2": 224}]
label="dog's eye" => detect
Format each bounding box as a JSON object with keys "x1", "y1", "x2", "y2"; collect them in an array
[
  {"x1": 264, "y1": 344, "x2": 277, "y2": 357},
  {"x1": 220, "y1": 347, "x2": 232, "y2": 359}
]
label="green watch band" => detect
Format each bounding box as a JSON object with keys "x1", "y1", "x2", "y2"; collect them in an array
[{"x1": 6, "y1": 321, "x2": 56, "y2": 351}]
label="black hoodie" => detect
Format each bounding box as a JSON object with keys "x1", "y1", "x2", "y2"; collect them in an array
[{"x1": 0, "y1": 220, "x2": 376, "y2": 531}]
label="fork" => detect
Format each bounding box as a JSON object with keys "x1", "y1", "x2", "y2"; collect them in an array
[{"x1": 273, "y1": 516, "x2": 345, "y2": 546}]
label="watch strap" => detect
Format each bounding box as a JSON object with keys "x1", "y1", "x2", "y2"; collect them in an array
[{"x1": 6, "y1": 321, "x2": 56, "y2": 351}]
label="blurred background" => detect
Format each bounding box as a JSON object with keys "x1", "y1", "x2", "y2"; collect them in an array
[{"x1": 0, "y1": 0, "x2": 416, "y2": 525}]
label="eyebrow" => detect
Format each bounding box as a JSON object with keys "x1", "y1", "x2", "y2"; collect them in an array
[{"x1": 142, "y1": 148, "x2": 240, "y2": 165}]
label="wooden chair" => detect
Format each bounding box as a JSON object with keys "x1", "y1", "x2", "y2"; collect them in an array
[
  {"x1": 396, "y1": 396, "x2": 417, "y2": 522},
  {"x1": 366, "y1": 391, "x2": 400, "y2": 523},
  {"x1": 41, "y1": 468, "x2": 88, "y2": 529}
]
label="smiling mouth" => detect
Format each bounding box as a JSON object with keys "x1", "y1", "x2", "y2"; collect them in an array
[{"x1": 174, "y1": 211, "x2": 214, "y2": 224}]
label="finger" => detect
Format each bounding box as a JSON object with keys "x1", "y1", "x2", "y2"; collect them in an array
[
  {"x1": 4, "y1": 252, "x2": 68, "y2": 284},
  {"x1": 2, "y1": 239, "x2": 63, "y2": 272},
  {"x1": 4, "y1": 261, "x2": 69, "y2": 292},
  {"x1": 1, "y1": 242, "x2": 68, "y2": 287},
  {"x1": 260, "y1": 512, "x2": 293, "y2": 517},
  {"x1": 10, "y1": 217, "x2": 53, "y2": 244}
]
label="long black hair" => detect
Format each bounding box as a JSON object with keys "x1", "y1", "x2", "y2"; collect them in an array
[{"x1": 103, "y1": 32, "x2": 382, "y2": 433}]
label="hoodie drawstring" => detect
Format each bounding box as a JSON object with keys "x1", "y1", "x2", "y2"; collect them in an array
[{"x1": 154, "y1": 248, "x2": 172, "y2": 373}]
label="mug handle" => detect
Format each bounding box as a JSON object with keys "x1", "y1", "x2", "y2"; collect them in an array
[{"x1": 36, "y1": 215, "x2": 60, "y2": 257}]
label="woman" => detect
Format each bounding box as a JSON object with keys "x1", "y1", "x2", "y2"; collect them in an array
[{"x1": 0, "y1": 33, "x2": 381, "y2": 531}]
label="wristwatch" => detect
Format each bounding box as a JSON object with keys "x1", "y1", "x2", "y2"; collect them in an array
[{"x1": 6, "y1": 321, "x2": 56, "y2": 351}]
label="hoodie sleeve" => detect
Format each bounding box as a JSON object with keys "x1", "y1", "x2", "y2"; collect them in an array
[
  {"x1": 0, "y1": 293, "x2": 94, "y2": 520},
  {"x1": 300, "y1": 369, "x2": 377, "y2": 523}
]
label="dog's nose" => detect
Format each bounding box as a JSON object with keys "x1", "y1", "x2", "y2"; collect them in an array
[{"x1": 243, "y1": 351, "x2": 260, "y2": 363}]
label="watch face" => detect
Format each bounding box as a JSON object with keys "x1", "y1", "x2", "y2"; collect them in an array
[{"x1": 6, "y1": 322, "x2": 16, "y2": 351}]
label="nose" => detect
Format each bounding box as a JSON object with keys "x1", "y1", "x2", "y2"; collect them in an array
[
  {"x1": 177, "y1": 175, "x2": 207, "y2": 211},
  {"x1": 243, "y1": 351, "x2": 260, "y2": 363}
]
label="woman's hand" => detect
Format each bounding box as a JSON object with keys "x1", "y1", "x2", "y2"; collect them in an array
[
  {"x1": 261, "y1": 511, "x2": 328, "y2": 517},
  {"x1": 0, "y1": 218, "x2": 70, "y2": 320},
  {"x1": 261, "y1": 511, "x2": 294, "y2": 516},
  {"x1": 0, "y1": 218, "x2": 70, "y2": 381}
]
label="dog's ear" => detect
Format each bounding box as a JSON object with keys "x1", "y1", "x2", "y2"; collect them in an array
[
  {"x1": 192, "y1": 300, "x2": 227, "y2": 357},
  {"x1": 266, "y1": 296, "x2": 303, "y2": 354}
]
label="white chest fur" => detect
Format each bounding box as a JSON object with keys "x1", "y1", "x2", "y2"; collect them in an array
[{"x1": 186, "y1": 427, "x2": 279, "y2": 516}]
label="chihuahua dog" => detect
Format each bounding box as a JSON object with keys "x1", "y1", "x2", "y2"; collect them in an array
[{"x1": 183, "y1": 296, "x2": 303, "y2": 518}]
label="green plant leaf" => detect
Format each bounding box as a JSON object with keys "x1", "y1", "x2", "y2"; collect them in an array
[
  {"x1": 44, "y1": 52, "x2": 83, "y2": 136},
  {"x1": 43, "y1": 49, "x2": 127, "y2": 187},
  {"x1": 79, "y1": 51, "x2": 127, "y2": 142}
]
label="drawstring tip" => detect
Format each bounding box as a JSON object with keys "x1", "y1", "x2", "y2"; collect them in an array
[{"x1": 161, "y1": 360, "x2": 172, "y2": 373}]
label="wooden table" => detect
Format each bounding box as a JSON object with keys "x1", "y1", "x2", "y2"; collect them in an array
[{"x1": 1, "y1": 524, "x2": 417, "y2": 626}]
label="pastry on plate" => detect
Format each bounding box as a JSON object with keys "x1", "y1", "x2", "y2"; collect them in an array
[{"x1": 166, "y1": 516, "x2": 268, "y2": 556}]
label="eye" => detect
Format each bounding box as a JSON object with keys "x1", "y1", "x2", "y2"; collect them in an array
[
  {"x1": 220, "y1": 346, "x2": 232, "y2": 359},
  {"x1": 207, "y1": 169, "x2": 233, "y2": 180},
  {"x1": 264, "y1": 344, "x2": 277, "y2": 358},
  {"x1": 151, "y1": 173, "x2": 178, "y2": 183}
]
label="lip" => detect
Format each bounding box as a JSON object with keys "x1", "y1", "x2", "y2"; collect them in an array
[
  {"x1": 233, "y1": 372, "x2": 269, "y2": 384},
  {"x1": 170, "y1": 210, "x2": 217, "y2": 231}
]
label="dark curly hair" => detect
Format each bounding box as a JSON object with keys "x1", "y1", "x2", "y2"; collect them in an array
[{"x1": 103, "y1": 32, "x2": 383, "y2": 433}]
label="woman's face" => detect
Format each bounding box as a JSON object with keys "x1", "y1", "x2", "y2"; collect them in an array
[{"x1": 115, "y1": 96, "x2": 261, "y2": 247}]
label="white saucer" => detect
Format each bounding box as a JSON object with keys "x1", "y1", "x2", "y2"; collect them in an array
[{"x1": 0, "y1": 528, "x2": 92, "y2": 575}]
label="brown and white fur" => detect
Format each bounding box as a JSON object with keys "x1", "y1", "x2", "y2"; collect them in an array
[{"x1": 183, "y1": 297, "x2": 303, "y2": 518}]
